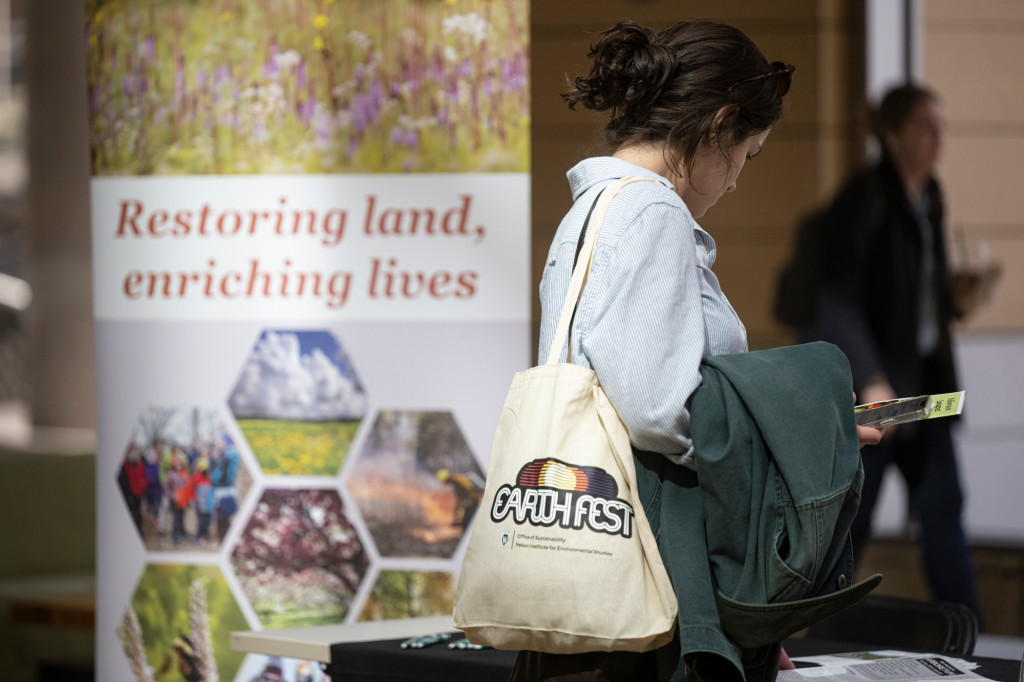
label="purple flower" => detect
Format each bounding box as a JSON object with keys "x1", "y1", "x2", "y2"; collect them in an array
[
  {"x1": 316, "y1": 116, "x2": 330, "y2": 144},
  {"x1": 122, "y1": 74, "x2": 133, "y2": 97},
  {"x1": 297, "y1": 61, "x2": 307, "y2": 90},
  {"x1": 370, "y1": 77, "x2": 383, "y2": 108},
  {"x1": 387, "y1": 127, "x2": 418, "y2": 150},
  {"x1": 503, "y1": 54, "x2": 528, "y2": 92},
  {"x1": 352, "y1": 94, "x2": 369, "y2": 134},
  {"x1": 389, "y1": 125, "x2": 404, "y2": 146},
  {"x1": 429, "y1": 46, "x2": 444, "y2": 82},
  {"x1": 145, "y1": 36, "x2": 155, "y2": 59},
  {"x1": 264, "y1": 45, "x2": 280, "y2": 80},
  {"x1": 301, "y1": 93, "x2": 315, "y2": 124},
  {"x1": 216, "y1": 65, "x2": 230, "y2": 85}
]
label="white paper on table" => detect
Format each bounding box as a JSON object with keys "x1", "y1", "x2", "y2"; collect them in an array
[{"x1": 780, "y1": 652, "x2": 992, "y2": 681}]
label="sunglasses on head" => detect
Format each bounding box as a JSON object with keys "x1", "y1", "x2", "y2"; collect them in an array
[{"x1": 726, "y1": 62, "x2": 795, "y2": 96}]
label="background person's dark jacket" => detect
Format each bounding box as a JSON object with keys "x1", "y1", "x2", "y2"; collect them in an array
[{"x1": 799, "y1": 154, "x2": 958, "y2": 398}]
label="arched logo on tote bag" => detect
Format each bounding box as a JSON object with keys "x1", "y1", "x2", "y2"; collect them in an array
[{"x1": 490, "y1": 458, "x2": 634, "y2": 538}]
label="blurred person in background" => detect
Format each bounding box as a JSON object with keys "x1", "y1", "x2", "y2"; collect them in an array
[{"x1": 797, "y1": 83, "x2": 983, "y2": 624}]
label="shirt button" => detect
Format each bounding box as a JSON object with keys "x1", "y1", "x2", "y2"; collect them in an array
[{"x1": 836, "y1": 574, "x2": 849, "y2": 590}]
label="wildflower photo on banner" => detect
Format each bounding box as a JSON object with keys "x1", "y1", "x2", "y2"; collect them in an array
[{"x1": 87, "y1": 0, "x2": 529, "y2": 175}]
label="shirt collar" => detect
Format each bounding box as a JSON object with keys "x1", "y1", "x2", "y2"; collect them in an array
[
  {"x1": 565, "y1": 156, "x2": 715, "y2": 261},
  {"x1": 566, "y1": 156, "x2": 674, "y2": 201}
]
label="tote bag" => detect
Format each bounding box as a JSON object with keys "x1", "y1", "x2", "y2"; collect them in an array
[{"x1": 453, "y1": 177, "x2": 678, "y2": 654}]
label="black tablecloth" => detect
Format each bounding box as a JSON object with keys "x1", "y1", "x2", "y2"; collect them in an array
[
  {"x1": 329, "y1": 633, "x2": 516, "y2": 681},
  {"x1": 327, "y1": 633, "x2": 1020, "y2": 682}
]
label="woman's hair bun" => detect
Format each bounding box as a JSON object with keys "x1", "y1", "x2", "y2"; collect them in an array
[
  {"x1": 562, "y1": 19, "x2": 787, "y2": 176},
  {"x1": 563, "y1": 21, "x2": 675, "y2": 121}
]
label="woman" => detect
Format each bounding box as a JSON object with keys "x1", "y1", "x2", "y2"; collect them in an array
[
  {"x1": 513, "y1": 19, "x2": 882, "y2": 682},
  {"x1": 800, "y1": 84, "x2": 983, "y2": 623}
]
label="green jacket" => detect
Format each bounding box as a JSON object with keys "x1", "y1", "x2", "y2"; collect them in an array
[{"x1": 635, "y1": 342, "x2": 881, "y2": 682}]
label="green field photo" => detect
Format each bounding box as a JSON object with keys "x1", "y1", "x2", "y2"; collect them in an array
[{"x1": 235, "y1": 418, "x2": 361, "y2": 476}]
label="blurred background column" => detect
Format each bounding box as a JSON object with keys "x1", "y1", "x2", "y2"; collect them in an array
[
  {"x1": 23, "y1": 1, "x2": 95, "y2": 438},
  {"x1": 0, "y1": 0, "x2": 29, "y2": 442}
]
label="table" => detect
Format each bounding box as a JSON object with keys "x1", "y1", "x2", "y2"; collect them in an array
[
  {"x1": 232, "y1": 619, "x2": 1022, "y2": 682},
  {"x1": 231, "y1": 617, "x2": 512, "y2": 680}
]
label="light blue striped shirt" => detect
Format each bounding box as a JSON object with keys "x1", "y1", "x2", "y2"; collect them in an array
[{"x1": 538, "y1": 157, "x2": 748, "y2": 468}]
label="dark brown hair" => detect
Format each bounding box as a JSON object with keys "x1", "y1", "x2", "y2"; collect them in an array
[
  {"x1": 562, "y1": 20, "x2": 789, "y2": 180},
  {"x1": 873, "y1": 83, "x2": 939, "y2": 137}
]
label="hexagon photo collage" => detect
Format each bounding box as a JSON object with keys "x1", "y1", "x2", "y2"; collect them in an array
[{"x1": 115, "y1": 329, "x2": 485, "y2": 682}]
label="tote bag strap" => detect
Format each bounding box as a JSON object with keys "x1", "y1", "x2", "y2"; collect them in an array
[{"x1": 545, "y1": 176, "x2": 657, "y2": 366}]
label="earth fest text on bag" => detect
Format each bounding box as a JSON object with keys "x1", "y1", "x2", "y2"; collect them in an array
[{"x1": 490, "y1": 457, "x2": 635, "y2": 541}]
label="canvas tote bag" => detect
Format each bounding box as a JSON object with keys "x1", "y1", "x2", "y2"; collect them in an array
[{"x1": 453, "y1": 176, "x2": 678, "y2": 653}]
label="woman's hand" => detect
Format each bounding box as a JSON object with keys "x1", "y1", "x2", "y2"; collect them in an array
[{"x1": 780, "y1": 646, "x2": 795, "y2": 670}]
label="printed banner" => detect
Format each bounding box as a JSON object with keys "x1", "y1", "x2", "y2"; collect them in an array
[{"x1": 88, "y1": 1, "x2": 530, "y2": 680}]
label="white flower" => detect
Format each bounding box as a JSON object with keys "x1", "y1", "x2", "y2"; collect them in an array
[
  {"x1": 399, "y1": 114, "x2": 437, "y2": 130},
  {"x1": 266, "y1": 82, "x2": 284, "y2": 102},
  {"x1": 442, "y1": 12, "x2": 489, "y2": 44},
  {"x1": 275, "y1": 49, "x2": 302, "y2": 70},
  {"x1": 334, "y1": 110, "x2": 353, "y2": 129},
  {"x1": 347, "y1": 30, "x2": 373, "y2": 52}
]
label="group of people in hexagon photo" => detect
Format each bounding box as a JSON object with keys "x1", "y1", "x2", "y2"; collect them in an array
[{"x1": 120, "y1": 406, "x2": 248, "y2": 552}]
